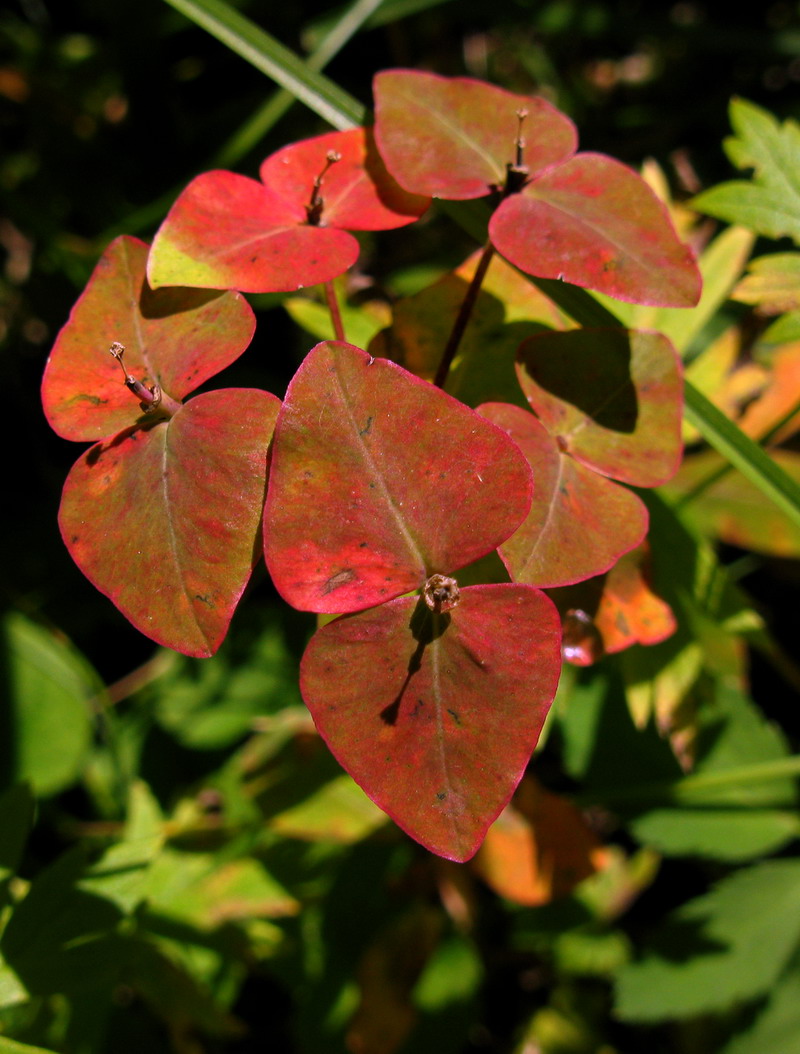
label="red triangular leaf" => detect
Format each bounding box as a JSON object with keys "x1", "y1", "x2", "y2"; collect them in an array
[
  {"x1": 300, "y1": 585, "x2": 562, "y2": 861},
  {"x1": 263, "y1": 342, "x2": 532, "y2": 613},
  {"x1": 373, "y1": 69, "x2": 577, "y2": 199},
  {"x1": 515, "y1": 328, "x2": 684, "y2": 487},
  {"x1": 59, "y1": 389, "x2": 280, "y2": 657},
  {"x1": 478, "y1": 403, "x2": 648, "y2": 586},
  {"x1": 490, "y1": 153, "x2": 702, "y2": 307},
  {"x1": 260, "y1": 126, "x2": 429, "y2": 230},
  {"x1": 42, "y1": 236, "x2": 256, "y2": 441}
]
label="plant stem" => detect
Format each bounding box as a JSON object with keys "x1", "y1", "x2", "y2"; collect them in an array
[
  {"x1": 434, "y1": 241, "x2": 495, "y2": 389},
  {"x1": 324, "y1": 280, "x2": 346, "y2": 341}
]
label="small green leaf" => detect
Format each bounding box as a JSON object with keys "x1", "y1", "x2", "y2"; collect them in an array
[
  {"x1": 692, "y1": 98, "x2": 800, "y2": 243},
  {"x1": 3, "y1": 614, "x2": 97, "y2": 797},
  {"x1": 615, "y1": 859, "x2": 800, "y2": 1020}
]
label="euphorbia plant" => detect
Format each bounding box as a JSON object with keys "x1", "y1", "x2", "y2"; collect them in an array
[{"x1": 41, "y1": 69, "x2": 699, "y2": 861}]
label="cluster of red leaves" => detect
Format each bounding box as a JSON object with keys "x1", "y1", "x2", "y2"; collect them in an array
[{"x1": 41, "y1": 70, "x2": 699, "y2": 861}]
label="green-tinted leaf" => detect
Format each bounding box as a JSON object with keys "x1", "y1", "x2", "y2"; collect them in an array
[
  {"x1": 516, "y1": 328, "x2": 684, "y2": 486},
  {"x1": 300, "y1": 586, "x2": 561, "y2": 861},
  {"x1": 692, "y1": 98, "x2": 800, "y2": 243},
  {"x1": 78, "y1": 782, "x2": 164, "y2": 914},
  {"x1": 3, "y1": 614, "x2": 96, "y2": 797},
  {"x1": 59, "y1": 389, "x2": 280, "y2": 657},
  {"x1": 478, "y1": 403, "x2": 648, "y2": 586},
  {"x1": 264, "y1": 342, "x2": 532, "y2": 613},
  {"x1": 373, "y1": 69, "x2": 576, "y2": 199},
  {"x1": 41, "y1": 236, "x2": 255, "y2": 442},
  {"x1": 615, "y1": 860, "x2": 800, "y2": 1020}
]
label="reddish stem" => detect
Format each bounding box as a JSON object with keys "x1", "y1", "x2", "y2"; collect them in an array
[
  {"x1": 433, "y1": 241, "x2": 496, "y2": 389},
  {"x1": 324, "y1": 280, "x2": 346, "y2": 342}
]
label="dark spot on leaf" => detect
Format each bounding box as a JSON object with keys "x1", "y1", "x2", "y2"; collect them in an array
[
  {"x1": 304, "y1": 470, "x2": 314, "y2": 478},
  {"x1": 447, "y1": 708, "x2": 461, "y2": 726},
  {"x1": 321, "y1": 568, "x2": 356, "y2": 595},
  {"x1": 359, "y1": 416, "x2": 373, "y2": 436},
  {"x1": 70, "y1": 535, "x2": 79, "y2": 544},
  {"x1": 359, "y1": 541, "x2": 368, "y2": 548},
  {"x1": 436, "y1": 791, "x2": 447, "y2": 801},
  {"x1": 194, "y1": 594, "x2": 214, "y2": 606}
]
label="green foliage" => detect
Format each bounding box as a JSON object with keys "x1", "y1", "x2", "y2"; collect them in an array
[
  {"x1": 614, "y1": 860, "x2": 800, "y2": 1020},
  {"x1": 692, "y1": 99, "x2": 800, "y2": 243}
]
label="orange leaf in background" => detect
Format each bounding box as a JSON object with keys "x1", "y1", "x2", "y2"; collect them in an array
[
  {"x1": 471, "y1": 776, "x2": 609, "y2": 907},
  {"x1": 738, "y1": 341, "x2": 800, "y2": 444},
  {"x1": 550, "y1": 544, "x2": 677, "y2": 667},
  {"x1": 595, "y1": 543, "x2": 677, "y2": 654}
]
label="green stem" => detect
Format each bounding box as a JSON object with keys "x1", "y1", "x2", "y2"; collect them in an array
[
  {"x1": 324, "y1": 280, "x2": 346, "y2": 342},
  {"x1": 433, "y1": 241, "x2": 495, "y2": 389}
]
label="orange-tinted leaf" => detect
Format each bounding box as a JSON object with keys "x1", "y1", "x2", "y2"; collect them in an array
[
  {"x1": 595, "y1": 544, "x2": 677, "y2": 653},
  {"x1": 260, "y1": 126, "x2": 429, "y2": 230},
  {"x1": 373, "y1": 69, "x2": 577, "y2": 199},
  {"x1": 490, "y1": 154, "x2": 701, "y2": 307},
  {"x1": 472, "y1": 776, "x2": 608, "y2": 906},
  {"x1": 59, "y1": 389, "x2": 280, "y2": 657},
  {"x1": 516, "y1": 328, "x2": 684, "y2": 486},
  {"x1": 42, "y1": 236, "x2": 256, "y2": 441},
  {"x1": 264, "y1": 342, "x2": 532, "y2": 614},
  {"x1": 300, "y1": 586, "x2": 562, "y2": 861},
  {"x1": 479, "y1": 403, "x2": 648, "y2": 586}
]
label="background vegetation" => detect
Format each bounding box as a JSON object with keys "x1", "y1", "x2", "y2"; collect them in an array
[{"x1": 3, "y1": 1, "x2": 800, "y2": 1051}]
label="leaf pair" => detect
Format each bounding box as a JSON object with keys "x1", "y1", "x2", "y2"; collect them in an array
[
  {"x1": 41, "y1": 236, "x2": 280, "y2": 657},
  {"x1": 374, "y1": 70, "x2": 702, "y2": 308},
  {"x1": 263, "y1": 341, "x2": 563, "y2": 861},
  {"x1": 148, "y1": 127, "x2": 430, "y2": 293}
]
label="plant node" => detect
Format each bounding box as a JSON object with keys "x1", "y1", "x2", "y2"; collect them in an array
[
  {"x1": 109, "y1": 342, "x2": 162, "y2": 413},
  {"x1": 306, "y1": 150, "x2": 342, "y2": 226},
  {"x1": 503, "y1": 108, "x2": 530, "y2": 196},
  {"x1": 422, "y1": 574, "x2": 461, "y2": 613}
]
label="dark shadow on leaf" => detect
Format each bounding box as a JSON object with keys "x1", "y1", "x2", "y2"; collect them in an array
[
  {"x1": 380, "y1": 598, "x2": 450, "y2": 726},
  {"x1": 517, "y1": 327, "x2": 639, "y2": 432},
  {"x1": 139, "y1": 276, "x2": 225, "y2": 320},
  {"x1": 641, "y1": 910, "x2": 729, "y2": 965}
]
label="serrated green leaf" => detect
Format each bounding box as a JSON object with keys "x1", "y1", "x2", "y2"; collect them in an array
[
  {"x1": 692, "y1": 98, "x2": 800, "y2": 243},
  {"x1": 721, "y1": 958, "x2": 800, "y2": 1054},
  {"x1": 615, "y1": 859, "x2": 800, "y2": 1020}
]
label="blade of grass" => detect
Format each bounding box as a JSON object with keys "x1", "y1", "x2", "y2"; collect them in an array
[
  {"x1": 105, "y1": 0, "x2": 379, "y2": 241},
  {"x1": 161, "y1": 0, "x2": 365, "y2": 128}
]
